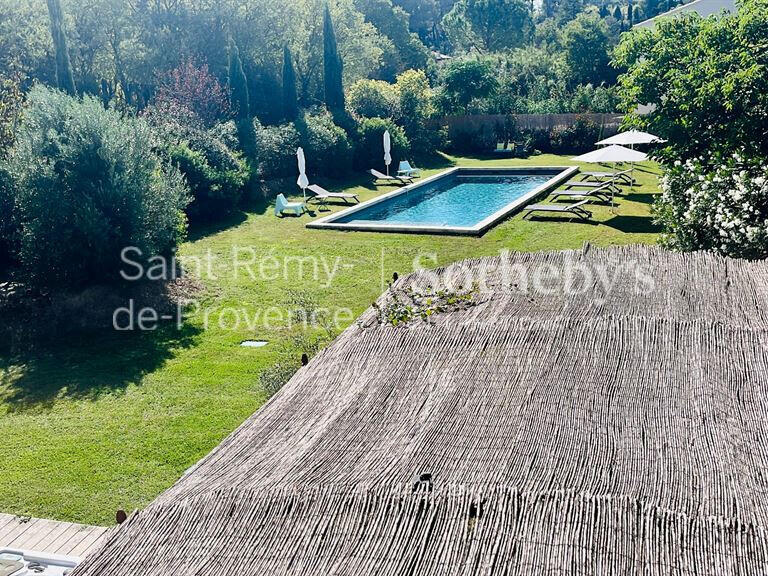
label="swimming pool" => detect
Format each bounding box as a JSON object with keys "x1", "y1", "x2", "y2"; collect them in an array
[{"x1": 306, "y1": 166, "x2": 578, "y2": 235}]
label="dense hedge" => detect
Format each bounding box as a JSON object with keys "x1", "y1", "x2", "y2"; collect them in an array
[
  {"x1": 354, "y1": 118, "x2": 410, "y2": 171},
  {"x1": 296, "y1": 112, "x2": 353, "y2": 178},
  {"x1": 2, "y1": 86, "x2": 190, "y2": 289}
]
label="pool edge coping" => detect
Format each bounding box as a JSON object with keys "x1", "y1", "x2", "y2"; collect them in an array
[{"x1": 305, "y1": 165, "x2": 579, "y2": 236}]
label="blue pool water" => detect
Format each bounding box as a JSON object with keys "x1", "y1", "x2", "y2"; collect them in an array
[{"x1": 336, "y1": 174, "x2": 550, "y2": 227}]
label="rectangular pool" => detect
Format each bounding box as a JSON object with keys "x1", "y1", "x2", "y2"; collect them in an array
[{"x1": 306, "y1": 166, "x2": 578, "y2": 235}]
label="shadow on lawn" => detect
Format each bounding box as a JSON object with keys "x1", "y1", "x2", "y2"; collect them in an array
[
  {"x1": 187, "y1": 210, "x2": 248, "y2": 243},
  {"x1": 0, "y1": 322, "x2": 201, "y2": 412},
  {"x1": 603, "y1": 215, "x2": 662, "y2": 234}
]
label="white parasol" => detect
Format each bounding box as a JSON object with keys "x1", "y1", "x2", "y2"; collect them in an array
[
  {"x1": 296, "y1": 147, "x2": 309, "y2": 201},
  {"x1": 383, "y1": 130, "x2": 392, "y2": 176},
  {"x1": 572, "y1": 145, "x2": 649, "y2": 213},
  {"x1": 596, "y1": 130, "x2": 665, "y2": 148}
]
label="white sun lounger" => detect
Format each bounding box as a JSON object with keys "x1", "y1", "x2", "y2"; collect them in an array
[
  {"x1": 523, "y1": 200, "x2": 593, "y2": 221},
  {"x1": 307, "y1": 184, "x2": 359, "y2": 207},
  {"x1": 369, "y1": 169, "x2": 412, "y2": 185}
]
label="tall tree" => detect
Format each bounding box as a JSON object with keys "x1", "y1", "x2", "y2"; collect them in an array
[
  {"x1": 442, "y1": 0, "x2": 533, "y2": 53},
  {"x1": 555, "y1": 0, "x2": 584, "y2": 24},
  {"x1": 323, "y1": 4, "x2": 345, "y2": 114},
  {"x1": 561, "y1": 13, "x2": 614, "y2": 86},
  {"x1": 228, "y1": 38, "x2": 250, "y2": 119},
  {"x1": 282, "y1": 46, "x2": 299, "y2": 121},
  {"x1": 46, "y1": 0, "x2": 76, "y2": 95}
]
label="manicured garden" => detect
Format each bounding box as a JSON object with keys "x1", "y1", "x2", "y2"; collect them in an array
[{"x1": 0, "y1": 153, "x2": 660, "y2": 525}]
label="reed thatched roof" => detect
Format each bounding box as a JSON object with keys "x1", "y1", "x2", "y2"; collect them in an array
[{"x1": 74, "y1": 245, "x2": 768, "y2": 575}]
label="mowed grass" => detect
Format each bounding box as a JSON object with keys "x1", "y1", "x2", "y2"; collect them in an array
[{"x1": 0, "y1": 153, "x2": 662, "y2": 525}]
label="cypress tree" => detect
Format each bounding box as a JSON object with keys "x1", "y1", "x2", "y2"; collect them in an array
[
  {"x1": 612, "y1": 5, "x2": 623, "y2": 20},
  {"x1": 627, "y1": 0, "x2": 634, "y2": 23},
  {"x1": 282, "y1": 46, "x2": 299, "y2": 121},
  {"x1": 46, "y1": 0, "x2": 76, "y2": 95},
  {"x1": 228, "y1": 38, "x2": 250, "y2": 119},
  {"x1": 323, "y1": 5, "x2": 345, "y2": 114}
]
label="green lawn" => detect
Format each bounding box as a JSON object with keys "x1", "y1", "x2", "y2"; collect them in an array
[{"x1": 0, "y1": 153, "x2": 662, "y2": 525}]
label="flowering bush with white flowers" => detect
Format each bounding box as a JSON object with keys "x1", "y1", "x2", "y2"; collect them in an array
[{"x1": 656, "y1": 152, "x2": 768, "y2": 259}]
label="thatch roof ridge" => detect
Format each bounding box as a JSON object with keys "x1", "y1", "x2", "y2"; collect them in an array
[{"x1": 357, "y1": 244, "x2": 768, "y2": 330}]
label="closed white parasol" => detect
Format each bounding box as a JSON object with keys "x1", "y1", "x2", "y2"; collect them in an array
[
  {"x1": 296, "y1": 147, "x2": 309, "y2": 201},
  {"x1": 383, "y1": 130, "x2": 392, "y2": 175}
]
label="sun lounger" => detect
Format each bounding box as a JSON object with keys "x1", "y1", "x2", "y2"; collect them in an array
[
  {"x1": 561, "y1": 180, "x2": 621, "y2": 194},
  {"x1": 523, "y1": 200, "x2": 593, "y2": 221},
  {"x1": 397, "y1": 160, "x2": 421, "y2": 178},
  {"x1": 579, "y1": 169, "x2": 635, "y2": 185},
  {"x1": 551, "y1": 185, "x2": 613, "y2": 203},
  {"x1": 275, "y1": 193, "x2": 306, "y2": 217},
  {"x1": 369, "y1": 169, "x2": 412, "y2": 185},
  {"x1": 306, "y1": 184, "x2": 359, "y2": 208}
]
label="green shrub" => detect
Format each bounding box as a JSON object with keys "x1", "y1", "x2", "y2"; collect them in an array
[
  {"x1": 4, "y1": 85, "x2": 190, "y2": 289},
  {"x1": 656, "y1": 152, "x2": 768, "y2": 259},
  {"x1": 0, "y1": 166, "x2": 16, "y2": 265},
  {"x1": 253, "y1": 120, "x2": 301, "y2": 180},
  {"x1": 166, "y1": 138, "x2": 248, "y2": 221},
  {"x1": 395, "y1": 70, "x2": 445, "y2": 158},
  {"x1": 447, "y1": 124, "x2": 497, "y2": 154},
  {"x1": 296, "y1": 112, "x2": 353, "y2": 179},
  {"x1": 354, "y1": 117, "x2": 410, "y2": 171},
  {"x1": 549, "y1": 117, "x2": 600, "y2": 153},
  {"x1": 147, "y1": 98, "x2": 249, "y2": 223},
  {"x1": 346, "y1": 79, "x2": 401, "y2": 120}
]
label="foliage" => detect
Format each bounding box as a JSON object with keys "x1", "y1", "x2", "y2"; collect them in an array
[
  {"x1": 395, "y1": 69, "x2": 444, "y2": 156},
  {"x1": 148, "y1": 76, "x2": 248, "y2": 224},
  {"x1": 655, "y1": 152, "x2": 768, "y2": 259},
  {"x1": 154, "y1": 59, "x2": 230, "y2": 128},
  {"x1": 228, "y1": 39, "x2": 250, "y2": 119},
  {"x1": 614, "y1": 1, "x2": 768, "y2": 160},
  {"x1": 282, "y1": 46, "x2": 299, "y2": 121},
  {"x1": 354, "y1": 117, "x2": 410, "y2": 170},
  {"x1": 2, "y1": 85, "x2": 190, "y2": 289},
  {"x1": 373, "y1": 284, "x2": 478, "y2": 326},
  {"x1": 354, "y1": 0, "x2": 430, "y2": 80},
  {"x1": 447, "y1": 123, "x2": 498, "y2": 153},
  {"x1": 165, "y1": 136, "x2": 248, "y2": 223},
  {"x1": 561, "y1": 13, "x2": 615, "y2": 86},
  {"x1": 0, "y1": 166, "x2": 16, "y2": 264},
  {"x1": 442, "y1": 0, "x2": 533, "y2": 52},
  {"x1": 569, "y1": 83, "x2": 618, "y2": 113},
  {"x1": 46, "y1": 0, "x2": 76, "y2": 95},
  {"x1": 556, "y1": 0, "x2": 585, "y2": 24},
  {"x1": 323, "y1": 5, "x2": 346, "y2": 115},
  {"x1": 347, "y1": 79, "x2": 402, "y2": 119},
  {"x1": 296, "y1": 111, "x2": 353, "y2": 178},
  {"x1": 436, "y1": 58, "x2": 499, "y2": 114},
  {"x1": 253, "y1": 120, "x2": 301, "y2": 179},
  {"x1": 548, "y1": 116, "x2": 601, "y2": 153},
  {"x1": 0, "y1": 71, "x2": 24, "y2": 156}
]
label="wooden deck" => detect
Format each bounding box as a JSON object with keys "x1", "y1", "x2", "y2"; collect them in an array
[{"x1": 0, "y1": 513, "x2": 110, "y2": 558}]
